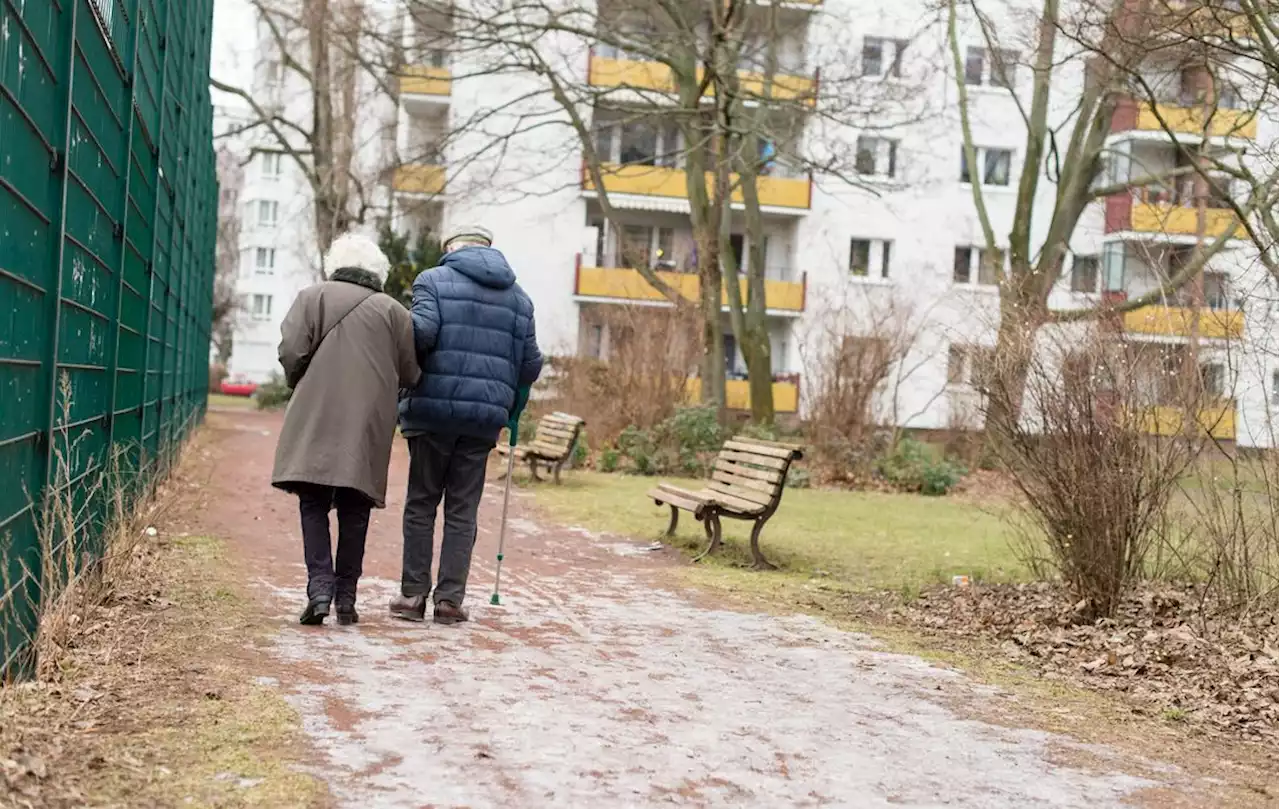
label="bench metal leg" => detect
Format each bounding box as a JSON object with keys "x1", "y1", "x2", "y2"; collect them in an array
[
  {"x1": 693, "y1": 513, "x2": 722, "y2": 563},
  {"x1": 664, "y1": 506, "x2": 679, "y2": 537},
  {"x1": 552, "y1": 459, "x2": 565, "y2": 485},
  {"x1": 528, "y1": 456, "x2": 542, "y2": 482},
  {"x1": 749, "y1": 517, "x2": 775, "y2": 570}
]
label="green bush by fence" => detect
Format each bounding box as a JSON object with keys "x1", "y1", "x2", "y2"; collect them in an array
[{"x1": 0, "y1": 0, "x2": 218, "y2": 679}]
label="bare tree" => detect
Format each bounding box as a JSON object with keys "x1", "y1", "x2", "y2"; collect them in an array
[
  {"x1": 390, "y1": 0, "x2": 929, "y2": 423},
  {"x1": 210, "y1": 0, "x2": 406, "y2": 274},
  {"x1": 213, "y1": 145, "x2": 245, "y2": 368},
  {"x1": 946, "y1": 0, "x2": 1270, "y2": 430}
]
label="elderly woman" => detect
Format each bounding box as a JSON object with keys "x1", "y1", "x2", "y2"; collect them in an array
[{"x1": 272, "y1": 232, "x2": 420, "y2": 626}]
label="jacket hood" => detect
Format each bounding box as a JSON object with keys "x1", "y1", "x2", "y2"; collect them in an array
[{"x1": 441, "y1": 246, "x2": 516, "y2": 289}]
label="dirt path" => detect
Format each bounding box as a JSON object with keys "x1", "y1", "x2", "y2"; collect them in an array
[{"x1": 198, "y1": 408, "x2": 1205, "y2": 808}]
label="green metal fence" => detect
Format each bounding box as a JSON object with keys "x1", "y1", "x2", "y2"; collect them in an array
[{"x1": 0, "y1": 0, "x2": 217, "y2": 679}]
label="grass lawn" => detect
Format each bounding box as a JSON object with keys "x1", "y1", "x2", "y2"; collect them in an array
[
  {"x1": 207, "y1": 392, "x2": 257, "y2": 410},
  {"x1": 529, "y1": 471, "x2": 1026, "y2": 592}
]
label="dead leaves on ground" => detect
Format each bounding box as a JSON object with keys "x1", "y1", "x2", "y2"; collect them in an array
[{"x1": 887, "y1": 581, "x2": 1278, "y2": 741}]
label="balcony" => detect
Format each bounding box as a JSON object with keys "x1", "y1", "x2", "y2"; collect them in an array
[
  {"x1": 575, "y1": 266, "x2": 806, "y2": 312},
  {"x1": 1122, "y1": 305, "x2": 1245, "y2": 340},
  {"x1": 588, "y1": 54, "x2": 816, "y2": 104},
  {"x1": 400, "y1": 65, "x2": 451, "y2": 97},
  {"x1": 686, "y1": 377, "x2": 800, "y2": 413},
  {"x1": 584, "y1": 163, "x2": 811, "y2": 210},
  {"x1": 1111, "y1": 97, "x2": 1258, "y2": 140},
  {"x1": 392, "y1": 163, "x2": 445, "y2": 195},
  {"x1": 1141, "y1": 401, "x2": 1236, "y2": 441},
  {"x1": 1105, "y1": 189, "x2": 1239, "y2": 238}
]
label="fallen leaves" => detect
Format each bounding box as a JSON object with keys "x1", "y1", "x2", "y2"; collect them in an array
[{"x1": 885, "y1": 581, "x2": 1279, "y2": 742}]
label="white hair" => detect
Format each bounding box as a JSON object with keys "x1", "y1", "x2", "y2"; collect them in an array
[
  {"x1": 324, "y1": 232, "x2": 390, "y2": 283},
  {"x1": 446, "y1": 237, "x2": 490, "y2": 252}
]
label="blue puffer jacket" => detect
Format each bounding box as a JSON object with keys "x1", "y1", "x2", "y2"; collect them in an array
[{"x1": 398, "y1": 246, "x2": 543, "y2": 441}]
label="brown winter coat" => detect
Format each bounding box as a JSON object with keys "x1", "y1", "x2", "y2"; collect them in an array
[{"x1": 271, "y1": 269, "x2": 420, "y2": 508}]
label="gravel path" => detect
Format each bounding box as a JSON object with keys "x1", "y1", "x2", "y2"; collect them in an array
[{"x1": 201, "y1": 409, "x2": 1182, "y2": 808}]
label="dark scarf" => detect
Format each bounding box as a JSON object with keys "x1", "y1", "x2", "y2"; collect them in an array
[{"x1": 331, "y1": 266, "x2": 384, "y2": 293}]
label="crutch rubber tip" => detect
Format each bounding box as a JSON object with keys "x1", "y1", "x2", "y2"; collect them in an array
[
  {"x1": 490, "y1": 592, "x2": 501, "y2": 605},
  {"x1": 496, "y1": 553, "x2": 504, "y2": 561}
]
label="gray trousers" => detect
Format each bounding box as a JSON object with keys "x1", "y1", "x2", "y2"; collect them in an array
[{"x1": 401, "y1": 432, "x2": 494, "y2": 605}]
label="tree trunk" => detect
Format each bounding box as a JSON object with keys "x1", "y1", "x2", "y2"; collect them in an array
[
  {"x1": 986, "y1": 269, "x2": 1043, "y2": 439},
  {"x1": 683, "y1": 115, "x2": 726, "y2": 413}
]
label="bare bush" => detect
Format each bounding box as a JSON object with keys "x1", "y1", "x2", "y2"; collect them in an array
[
  {"x1": 988, "y1": 333, "x2": 1199, "y2": 620},
  {"x1": 1, "y1": 381, "x2": 167, "y2": 680},
  {"x1": 798, "y1": 286, "x2": 934, "y2": 482},
  {"x1": 542, "y1": 304, "x2": 703, "y2": 446}
]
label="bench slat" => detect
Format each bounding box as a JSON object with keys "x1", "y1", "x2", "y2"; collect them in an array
[
  {"x1": 714, "y1": 458, "x2": 784, "y2": 484},
  {"x1": 710, "y1": 470, "x2": 778, "y2": 496},
  {"x1": 649, "y1": 486, "x2": 707, "y2": 515},
  {"x1": 722, "y1": 439, "x2": 798, "y2": 460},
  {"x1": 699, "y1": 488, "x2": 767, "y2": 515},
  {"x1": 527, "y1": 440, "x2": 572, "y2": 459},
  {"x1": 545, "y1": 414, "x2": 586, "y2": 427},
  {"x1": 719, "y1": 449, "x2": 790, "y2": 471},
  {"x1": 537, "y1": 427, "x2": 577, "y2": 441},
  {"x1": 707, "y1": 479, "x2": 775, "y2": 507}
]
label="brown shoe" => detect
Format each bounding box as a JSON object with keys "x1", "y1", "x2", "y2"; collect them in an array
[
  {"x1": 389, "y1": 593, "x2": 427, "y2": 622},
  {"x1": 433, "y1": 600, "x2": 468, "y2": 625}
]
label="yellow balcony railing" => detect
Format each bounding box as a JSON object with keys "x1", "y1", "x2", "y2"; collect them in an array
[
  {"x1": 585, "y1": 163, "x2": 811, "y2": 210},
  {"x1": 1141, "y1": 401, "x2": 1236, "y2": 441},
  {"x1": 575, "y1": 266, "x2": 805, "y2": 311},
  {"x1": 1122, "y1": 305, "x2": 1245, "y2": 340},
  {"x1": 393, "y1": 164, "x2": 445, "y2": 195},
  {"x1": 1136, "y1": 102, "x2": 1257, "y2": 139},
  {"x1": 588, "y1": 55, "x2": 816, "y2": 103},
  {"x1": 1130, "y1": 201, "x2": 1238, "y2": 238},
  {"x1": 400, "y1": 65, "x2": 451, "y2": 96},
  {"x1": 686, "y1": 377, "x2": 800, "y2": 413}
]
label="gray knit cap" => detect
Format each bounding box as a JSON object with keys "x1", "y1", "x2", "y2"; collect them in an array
[{"x1": 443, "y1": 224, "x2": 494, "y2": 250}]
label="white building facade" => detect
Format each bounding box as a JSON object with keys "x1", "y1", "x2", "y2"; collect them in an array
[{"x1": 213, "y1": 0, "x2": 1279, "y2": 447}]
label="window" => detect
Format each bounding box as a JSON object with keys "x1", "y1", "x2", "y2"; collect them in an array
[
  {"x1": 948, "y1": 344, "x2": 995, "y2": 388},
  {"x1": 990, "y1": 49, "x2": 1018, "y2": 89},
  {"x1": 965, "y1": 47, "x2": 1018, "y2": 87},
  {"x1": 250, "y1": 294, "x2": 273, "y2": 321},
  {"x1": 255, "y1": 247, "x2": 276, "y2": 274},
  {"x1": 261, "y1": 152, "x2": 283, "y2": 180},
  {"x1": 257, "y1": 200, "x2": 278, "y2": 227},
  {"x1": 954, "y1": 246, "x2": 1001, "y2": 286},
  {"x1": 964, "y1": 47, "x2": 985, "y2": 85},
  {"x1": 855, "y1": 136, "x2": 897, "y2": 179},
  {"x1": 849, "y1": 238, "x2": 891, "y2": 279},
  {"x1": 1204, "y1": 271, "x2": 1231, "y2": 310},
  {"x1": 593, "y1": 121, "x2": 615, "y2": 163},
  {"x1": 263, "y1": 60, "x2": 282, "y2": 86},
  {"x1": 1070, "y1": 254, "x2": 1100, "y2": 293},
  {"x1": 862, "y1": 37, "x2": 907, "y2": 78},
  {"x1": 1272, "y1": 369, "x2": 1278, "y2": 406},
  {"x1": 1200, "y1": 362, "x2": 1225, "y2": 398},
  {"x1": 619, "y1": 123, "x2": 658, "y2": 166},
  {"x1": 960, "y1": 147, "x2": 1012, "y2": 186}
]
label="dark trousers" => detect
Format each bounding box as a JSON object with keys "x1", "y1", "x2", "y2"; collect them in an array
[
  {"x1": 297, "y1": 483, "x2": 372, "y2": 604},
  {"x1": 401, "y1": 432, "x2": 493, "y2": 605}
]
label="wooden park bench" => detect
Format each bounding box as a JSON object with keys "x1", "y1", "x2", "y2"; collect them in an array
[
  {"x1": 495, "y1": 412, "x2": 585, "y2": 484},
  {"x1": 648, "y1": 436, "x2": 804, "y2": 569}
]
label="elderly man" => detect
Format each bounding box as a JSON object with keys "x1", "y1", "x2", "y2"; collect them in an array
[
  {"x1": 391, "y1": 225, "x2": 543, "y2": 624},
  {"x1": 272, "y1": 232, "x2": 420, "y2": 626}
]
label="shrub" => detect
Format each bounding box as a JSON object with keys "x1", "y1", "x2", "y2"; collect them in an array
[
  {"x1": 570, "y1": 430, "x2": 590, "y2": 468},
  {"x1": 785, "y1": 467, "x2": 811, "y2": 489},
  {"x1": 658, "y1": 405, "x2": 724, "y2": 454},
  {"x1": 599, "y1": 446, "x2": 621, "y2": 473},
  {"x1": 876, "y1": 438, "x2": 966, "y2": 496},
  {"x1": 254, "y1": 374, "x2": 292, "y2": 410},
  {"x1": 618, "y1": 425, "x2": 659, "y2": 476}
]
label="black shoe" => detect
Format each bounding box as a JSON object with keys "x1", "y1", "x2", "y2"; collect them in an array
[
  {"x1": 299, "y1": 597, "x2": 331, "y2": 626},
  {"x1": 433, "y1": 600, "x2": 469, "y2": 625},
  {"x1": 336, "y1": 602, "x2": 359, "y2": 626},
  {"x1": 389, "y1": 593, "x2": 427, "y2": 622}
]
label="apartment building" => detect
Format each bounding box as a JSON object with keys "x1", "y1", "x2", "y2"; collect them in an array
[{"x1": 216, "y1": 0, "x2": 1278, "y2": 447}]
